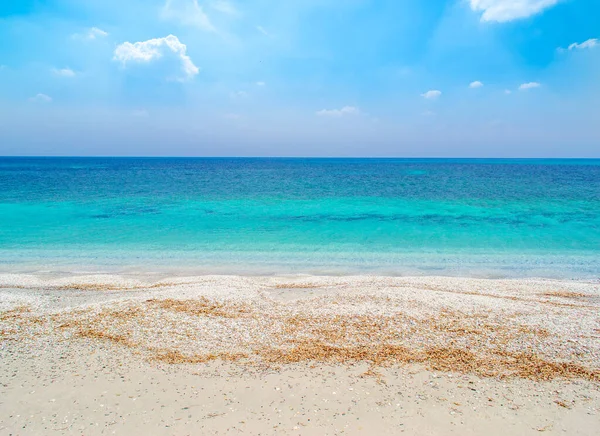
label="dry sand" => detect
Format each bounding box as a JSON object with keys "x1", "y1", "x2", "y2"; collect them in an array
[{"x1": 1, "y1": 274, "x2": 599, "y2": 435}]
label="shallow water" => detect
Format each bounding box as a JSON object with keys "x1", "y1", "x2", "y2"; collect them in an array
[{"x1": 0, "y1": 157, "x2": 598, "y2": 277}]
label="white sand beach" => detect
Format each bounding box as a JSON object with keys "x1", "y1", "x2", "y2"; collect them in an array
[{"x1": 1, "y1": 274, "x2": 599, "y2": 435}]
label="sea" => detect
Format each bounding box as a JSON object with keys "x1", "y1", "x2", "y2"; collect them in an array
[{"x1": 0, "y1": 157, "x2": 598, "y2": 278}]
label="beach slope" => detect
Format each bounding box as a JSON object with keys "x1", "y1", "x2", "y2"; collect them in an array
[{"x1": 1, "y1": 274, "x2": 599, "y2": 435}]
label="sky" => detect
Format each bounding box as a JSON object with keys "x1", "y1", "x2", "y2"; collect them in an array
[{"x1": 0, "y1": 0, "x2": 599, "y2": 157}]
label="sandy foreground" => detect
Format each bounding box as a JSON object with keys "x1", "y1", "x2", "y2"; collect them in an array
[{"x1": 1, "y1": 274, "x2": 599, "y2": 435}]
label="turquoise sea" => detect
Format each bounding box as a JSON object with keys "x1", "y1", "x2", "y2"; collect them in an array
[{"x1": 0, "y1": 157, "x2": 598, "y2": 278}]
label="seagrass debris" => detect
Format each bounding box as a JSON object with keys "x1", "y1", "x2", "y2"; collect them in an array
[
  {"x1": 1, "y1": 295, "x2": 598, "y2": 382},
  {"x1": 272, "y1": 283, "x2": 323, "y2": 289},
  {"x1": 55, "y1": 282, "x2": 177, "y2": 291}
]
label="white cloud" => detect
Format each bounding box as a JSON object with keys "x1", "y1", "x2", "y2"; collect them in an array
[
  {"x1": 316, "y1": 106, "x2": 360, "y2": 117},
  {"x1": 256, "y1": 81, "x2": 266, "y2": 86},
  {"x1": 256, "y1": 26, "x2": 272, "y2": 37},
  {"x1": 72, "y1": 27, "x2": 109, "y2": 40},
  {"x1": 567, "y1": 38, "x2": 598, "y2": 51},
  {"x1": 504, "y1": 89, "x2": 512, "y2": 94},
  {"x1": 113, "y1": 35, "x2": 199, "y2": 80},
  {"x1": 469, "y1": 81, "x2": 484, "y2": 88},
  {"x1": 469, "y1": 0, "x2": 560, "y2": 23},
  {"x1": 421, "y1": 90, "x2": 441, "y2": 99},
  {"x1": 52, "y1": 67, "x2": 76, "y2": 77},
  {"x1": 519, "y1": 82, "x2": 541, "y2": 90},
  {"x1": 88, "y1": 27, "x2": 108, "y2": 39},
  {"x1": 162, "y1": 0, "x2": 215, "y2": 31},
  {"x1": 210, "y1": 0, "x2": 237, "y2": 15},
  {"x1": 29, "y1": 93, "x2": 52, "y2": 103}
]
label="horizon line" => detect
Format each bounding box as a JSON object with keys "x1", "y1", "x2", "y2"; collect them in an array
[{"x1": 2, "y1": 156, "x2": 600, "y2": 159}]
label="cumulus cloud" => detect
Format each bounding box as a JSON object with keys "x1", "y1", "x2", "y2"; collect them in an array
[
  {"x1": 316, "y1": 106, "x2": 360, "y2": 117},
  {"x1": 29, "y1": 93, "x2": 52, "y2": 103},
  {"x1": 72, "y1": 27, "x2": 109, "y2": 40},
  {"x1": 113, "y1": 35, "x2": 199, "y2": 80},
  {"x1": 421, "y1": 90, "x2": 441, "y2": 99},
  {"x1": 52, "y1": 67, "x2": 76, "y2": 77},
  {"x1": 469, "y1": 81, "x2": 484, "y2": 88},
  {"x1": 162, "y1": 0, "x2": 215, "y2": 31},
  {"x1": 519, "y1": 82, "x2": 541, "y2": 90},
  {"x1": 566, "y1": 38, "x2": 598, "y2": 51},
  {"x1": 469, "y1": 0, "x2": 560, "y2": 23}
]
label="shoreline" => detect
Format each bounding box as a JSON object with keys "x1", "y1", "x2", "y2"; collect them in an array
[
  {"x1": 2, "y1": 274, "x2": 599, "y2": 434},
  {"x1": 1, "y1": 261, "x2": 599, "y2": 281},
  {"x1": 2, "y1": 248, "x2": 599, "y2": 281}
]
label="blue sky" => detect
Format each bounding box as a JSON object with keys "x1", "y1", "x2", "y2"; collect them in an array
[{"x1": 0, "y1": 0, "x2": 599, "y2": 156}]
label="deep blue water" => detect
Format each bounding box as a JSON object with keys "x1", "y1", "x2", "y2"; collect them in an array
[{"x1": 0, "y1": 157, "x2": 598, "y2": 277}]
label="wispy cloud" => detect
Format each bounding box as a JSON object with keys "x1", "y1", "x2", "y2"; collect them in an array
[
  {"x1": 256, "y1": 26, "x2": 272, "y2": 37},
  {"x1": 469, "y1": 0, "x2": 560, "y2": 23},
  {"x1": 29, "y1": 93, "x2": 52, "y2": 103},
  {"x1": 256, "y1": 81, "x2": 266, "y2": 87},
  {"x1": 113, "y1": 35, "x2": 199, "y2": 81},
  {"x1": 316, "y1": 106, "x2": 360, "y2": 117},
  {"x1": 421, "y1": 90, "x2": 441, "y2": 99},
  {"x1": 72, "y1": 27, "x2": 109, "y2": 40},
  {"x1": 469, "y1": 81, "x2": 483, "y2": 88},
  {"x1": 162, "y1": 0, "x2": 215, "y2": 32},
  {"x1": 88, "y1": 27, "x2": 108, "y2": 39},
  {"x1": 210, "y1": 0, "x2": 237, "y2": 15},
  {"x1": 519, "y1": 82, "x2": 541, "y2": 90},
  {"x1": 52, "y1": 67, "x2": 76, "y2": 77},
  {"x1": 566, "y1": 38, "x2": 598, "y2": 51}
]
